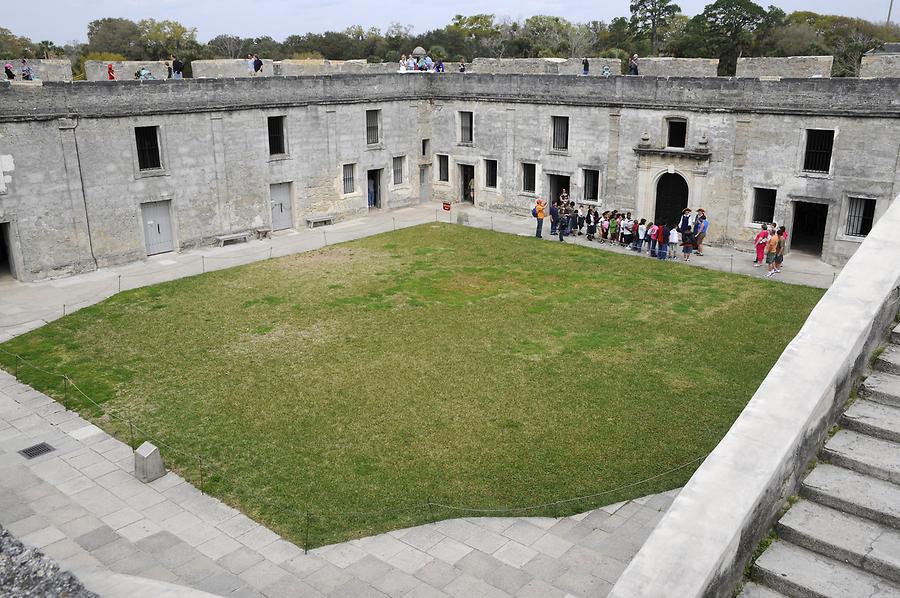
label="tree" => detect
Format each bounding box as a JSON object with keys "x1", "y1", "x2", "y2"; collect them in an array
[
  {"x1": 630, "y1": 0, "x2": 681, "y2": 55},
  {"x1": 138, "y1": 19, "x2": 198, "y2": 59},
  {"x1": 86, "y1": 18, "x2": 142, "y2": 58},
  {"x1": 208, "y1": 34, "x2": 247, "y2": 58},
  {"x1": 699, "y1": 0, "x2": 767, "y2": 74},
  {"x1": 522, "y1": 15, "x2": 573, "y2": 57},
  {"x1": 567, "y1": 24, "x2": 599, "y2": 58},
  {"x1": 448, "y1": 14, "x2": 499, "y2": 41},
  {"x1": 0, "y1": 27, "x2": 36, "y2": 58}
]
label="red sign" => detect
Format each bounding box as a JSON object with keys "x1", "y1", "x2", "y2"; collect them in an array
[{"x1": 442, "y1": 202, "x2": 451, "y2": 211}]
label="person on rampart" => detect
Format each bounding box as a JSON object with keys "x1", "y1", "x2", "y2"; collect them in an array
[
  {"x1": 458, "y1": 59, "x2": 466, "y2": 73},
  {"x1": 582, "y1": 57, "x2": 589, "y2": 76},
  {"x1": 107, "y1": 63, "x2": 116, "y2": 80},
  {"x1": 628, "y1": 54, "x2": 639, "y2": 75},
  {"x1": 4, "y1": 63, "x2": 14, "y2": 80},
  {"x1": 435, "y1": 59, "x2": 445, "y2": 73},
  {"x1": 171, "y1": 55, "x2": 184, "y2": 79},
  {"x1": 20, "y1": 59, "x2": 34, "y2": 80}
]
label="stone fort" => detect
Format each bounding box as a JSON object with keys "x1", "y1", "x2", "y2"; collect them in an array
[{"x1": 0, "y1": 56, "x2": 898, "y2": 282}]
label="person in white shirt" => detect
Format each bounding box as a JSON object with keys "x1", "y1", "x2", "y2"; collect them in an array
[
  {"x1": 247, "y1": 54, "x2": 255, "y2": 76},
  {"x1": 669, "y1": 226, "x2": 679, "y2": 259}
]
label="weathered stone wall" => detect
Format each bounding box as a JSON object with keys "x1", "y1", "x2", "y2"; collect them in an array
[
  {"x1": 470, "y1": 58, "x2": 566, "y2": 75},
  {"x1": 736, "y1": 56, "x2": 833, "y2": 78},
  {"x1": 191, "y1": 59, "x2": 275, "y2": 78},
  {"x1": 635, "y1": 57, "x2": 719, "y2": 77},
  {"x1": 1, "y1": 59, "x2": 72, "y2": 82},
  {"x1": 85, "y1": 61, "x2": 169, "y2": 81},
  {"x1": 860, "y1": 54, "x2": 900, "y2": 78},
  {"x1": 557, "y1": 58, "x2": 623, "y2": 76},
  {"x1": 0, "y1": 74, "x2": 898, "y2": 280}
]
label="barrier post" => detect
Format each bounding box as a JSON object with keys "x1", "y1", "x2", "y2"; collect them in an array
[
  {"x1": 730, "y1": 254, "x2": 734, "y2": 273},
  {"x1": 118, "y1": 275, "x2": 122, "y2": 293},
  {"x1": 14, "y1": 355, "x2": 19, "y2": 381},
  {"x1": 202, "y1": 256, "x2": 206, "y2": 273},
  {"x1": 64, "y1": 377, "x2": 69, "y2": 410},
  {"x1": 199, "y1": 456, "x2": 204, "y2": 494},
  {"x1": 304, "y1": 512, "x2": 311, "y2": 554},
  {"x1": 323, "y1": 230, "x2": 327, "y2": 246},
  {"x1": 427, "y1": 501, "x2": 436, "y2": 524},
  {"x1": 129, "y1": 422, "x2": 136, "y2": 451}
]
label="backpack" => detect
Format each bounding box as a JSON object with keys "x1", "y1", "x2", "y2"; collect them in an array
[{"x1": 532, "y1": 207, "x2": 538, "y2": 218}]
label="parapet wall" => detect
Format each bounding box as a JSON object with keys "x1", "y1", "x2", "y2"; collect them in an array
[
  {"x1": 469, "y1": 57, "x2": 623, "y2": 76},
  {"x1": 636, "y1": 57, "x2": 719, "y2": 77},
  {"x1": 608, "y1": 194, "x2": 900, "y2": 598},
  {"x1": 860, "y1": 54, "x2": 900, "y2": 78},
  {"x1": 736, "y1": 56, "x2": 833, "y2": 78},
  {"x1": 0, "y1": 59, "x2": 72, "y2": 82},
  {"x1": 84, "y1": 61, "x2": 169, "y2": 81},
  {"x1": 191, "y1": 59, "x2": 275, "y2": 78}
]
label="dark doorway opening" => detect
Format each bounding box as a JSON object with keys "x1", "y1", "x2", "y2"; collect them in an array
[
  {"x1": 460, "y1": 164, "x2": 475, "y2": 203},
  {"x1": 367, "y1": 169, "x2": 382, "y2": 209},
  {"x1": 655, "y1": 173, "x2": 688, "y2": 228},
  {"x1": 791, "y1": 201, "x2": 828, "y2": 255},
  {"x1": 548, "y1": 174, "x2": 571, "y2": 205},
  {"x1": 0, "y1": 222, "x2": 15, "y2": 280}
]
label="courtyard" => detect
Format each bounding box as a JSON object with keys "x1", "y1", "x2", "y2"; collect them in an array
[{"x1": 0, "y1": 223, "x2": 823, "y2": 547}]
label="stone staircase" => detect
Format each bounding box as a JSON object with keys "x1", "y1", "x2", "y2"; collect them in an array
[{"x1": 741, "y1": 323, "x2": 900, "y2": 598}]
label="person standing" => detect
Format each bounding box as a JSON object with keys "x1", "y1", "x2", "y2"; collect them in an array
[
  {"x1": 669, "y1": 224, "x2": 679, "y2": 259},
  {"x1": 656, "y1": 222, "x2": 669, "y2": 260},
  {"x1": 458, "y1": 59, "x2": 467, "y2": 73},
  {"x1": 165, "y1": 61, "x2": 172, "y2": 79},
  {"x1": 694, "y1": 211, "x2": 708, "y2": 256},
  {"x1": 681, "y1": 227, "x2": 694, "y2": 261},
  {"x1": 753, "y1": 224, "x2": 769, "y2": 266},
  {"x1": 586, "y1": 207, "x2": 598, "y2": 241},
  {"x1": 634, "y1": 219, "x2": 647, "y2": 252},
  {"x1": 4, "y1": 63, "x2": 15, "y2": 79},
  {"x1": 549, "y1": 200, "x2": 560, "y2": 236},
  {"x1": 172, "y1": 55, "x2": 184, "y2": 79},
  {"x1": 107, "y1": 63, "x2": 116, "y2": 80},
  {"x1": 20, "y1": 59, "x2": 34, "y2": 80},
  {"x1": 628, "y1": 54, "x2": 639, "y2": 75},
  {"x1": 253, "y1": 55, "x2": 264, "y2": 76},
  {"x1": 582, "y1": 57, "x2": 589, "y2": 76},
  {"x1": 558, "y1": 203, "x2": 571, "y2": 242},
  {"x1": 435, "y1": 58, "x2": 445, "y2": 73},
  {"x1": 534, "y1": 199, "x2": 546, "y2": 238},
  {"x1": 247, "y1": 54, "x2": 256, "y2": 76},
  {"x1": 765, "y1": 230, "x2": 780, "y2": 277}
]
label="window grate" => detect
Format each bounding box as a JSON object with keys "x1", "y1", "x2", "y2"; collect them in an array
[
  {"x1": 437, "y1": 155, "x2": 449, "y2": 182},
  {"x1": 583, "y1": 169, "x2": 599, "y2": 201},
  {"x1": 135, "y1": 126, "x2": 161, "y2": 170},
  {"x1": 552, "y1": 116, "x2": 569, "y2": 151},
  {"x1": 523, "y1": 163, "x2": 536, "y2": 193},
  {"x1": 803, "y1": 130, "x2": 834, "y2": 173},
  {"x1": 19, "y1": 442, "x2": 55, "y2": 459},
  {"x1": 460, "y1": 112, "x2": 473, "y2": 143},
  {"x1": 366, "y1": 110, "x2": 380, "y2": 144},
  {"x1": 485, "y1": 159, "x2": 498, "y2": 188},
  {"x1": 752, "y1": 188, "x2": 777, "y2": 223},
  {"x1": 267, "y1": 116, "x2": 286, "y2": 155},
  {"x1": 393, "y1": 156, "x2": 404, "y2": 185},
  {"x1": 845, "y1": 197, "x2": 875, "y2": 237},
  {"x1": 342, "y1": 164, "x2": 355, "y2": 194}
]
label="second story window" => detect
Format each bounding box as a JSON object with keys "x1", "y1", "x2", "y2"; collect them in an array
[
  {"x1": 135, "y1": 126, "x2": 161, "y2": 170},
  {"x1": 552, "y1": 116, "x2": 569, "y2": 151},
  {"x1": 366, "y1": 110, "x2": 380, "y2": 145},
  {"x1": 666, "y1": 118, "x2": 687, "y2": 148},
  {"x1": 460, "y1": 111, "x2": 474, "y2": 143},
  {"x1": 267, "y1": 116, "x2": 286, "y2": 156},
  {"x1": 803, "y1": 129, "x2": 834, "y2": 173}
]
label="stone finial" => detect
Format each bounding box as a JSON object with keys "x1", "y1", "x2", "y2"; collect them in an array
[
  {"x1": 697, "y1": 132, "x2": 709, "y2": 152},
  {"x1": 134, "y1": 441, "x2": 166, "y2": 483},
  {"x1": 639, "y1": 132, "x2": 651, "y2": 148}
]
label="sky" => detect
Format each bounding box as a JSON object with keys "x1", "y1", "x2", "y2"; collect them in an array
[{"x1": 7, "y1": 0, "x2": 895, "y2": 44}]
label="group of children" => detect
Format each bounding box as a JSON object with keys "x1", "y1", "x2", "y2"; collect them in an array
[
  {"x1": 753, "y1": 223, "x2": 789, "y2": 277},
  {"x1": 545, "y1": 196, "x2": 710, "y2": 262}
]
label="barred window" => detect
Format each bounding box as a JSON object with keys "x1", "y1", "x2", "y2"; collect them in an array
[
  {"x1": 437, "y1": 155, "x2": 449, "y2": 182},
  {"x1": 552, "y1": 116, "x2": 569, "y2": 151},
  {"x1": 522, "y1": 163, "x2": 536, "y2": 193},
  {"x1": 393, "y1": 156, "x2": 404, "y2": 185},
  {"x1": 485, "y1": 159, "x2": 498, "y2": 188},
  {"x1": 752, "y1": 188, "x2": 776, "y2": 223},
  {"x1": 583, "y1": 169, "x2": 599, "y2": 201},
  {"x1": 803, "y1": 130, "x2": 834, "y2": 173},
  {"x1": 460, "y1": 112, "x2": 473, "y2": 143},
  {"x1": 267, "y1": 116, "x2": 286, "y2": 155},
  {"x1": 135, "y1": 126, "x2": 161, "y2": 170},
  {"x1": 366, "y1": 110, "x2": 380, "y2": 145},
  {"x1": 845, "y1": 197, "x2": 875, "y2": 237},
  {"x1": 667, "y1": 118, "x2": 687, "y2": 148},
  {"x1": 342, "y1": 163, "x2": 355, "y2": 194}
]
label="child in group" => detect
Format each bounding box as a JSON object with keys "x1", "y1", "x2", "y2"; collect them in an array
[
  {"x1": 609, "y1": 214, "x2": 618, "y2": 245},
  {"x1": 681, "y1": 227, "x2": 694, "y2": 261},
  {"x1": 753, "y1": 224, "x2": 770, "y2": 266},
  {"x1": 647, "y1": 222, "x2": 658, "y2": 257},
  {"x1": 600, "y1": 212, "x2": 610, "y2": 243},
  {"x1": 577, "y1": 205, "x2": 586, "y2": 236},
  {"x1": 634, "y1": 219, "x2": 647, "y2": 252},
  {"x1": 669, "y1": 225, "x2": 679, "y2": 259},
  {"x1": 586, "y1": 207, "x2": 597, "y2": 241}
]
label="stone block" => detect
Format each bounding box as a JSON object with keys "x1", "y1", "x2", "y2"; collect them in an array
[
  {"x1": 191, "y1": 59, "x2": 275, "y2": 78},
  {"x1": 84, "y1": 60, "x2": 169, "y2": 82},
  {"x1": 0, "y1": 58, "x2": 72, "y2": 82},
  {"x1": 736, "y1": 56, "x2": 833, "y2": 78},
  {"x1": 861, "y1": 55, "x2": 900, "y2": 78},
  {"x1": 134, "y1": 441, "x2": 165, "y2": 483},
  {"x1": 635, "y1": 57, "x2": 719, "y2": 77}
]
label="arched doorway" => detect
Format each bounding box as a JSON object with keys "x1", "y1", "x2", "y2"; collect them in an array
[{"x1": 655, "y1": 173, "x2": 688, "y2": 228}]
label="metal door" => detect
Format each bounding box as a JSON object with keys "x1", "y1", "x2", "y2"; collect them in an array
[
  {"x1": 270, "y1": 183, "x2": 293, "y2": 230},
  {"x1": 141, "y1": 201, "x2": 174, "y2": 256}
]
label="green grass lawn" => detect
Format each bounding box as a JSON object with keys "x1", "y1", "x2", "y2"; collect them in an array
[{"x1": 0, "y1": 224, "x2": 824, "y2": 547}]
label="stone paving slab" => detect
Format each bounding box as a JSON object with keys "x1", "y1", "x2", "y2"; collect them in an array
[{"x1": 0, "y1": 366, "x2": 679, "y2": 597}]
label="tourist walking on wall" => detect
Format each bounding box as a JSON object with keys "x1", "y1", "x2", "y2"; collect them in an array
[
  {"x1": 534, "y1": 198, "x2": 546, "y2": 238},
  {"x1": 582, "y1": 58, "x2": 589, "y2": 76},
  {"x1": 459, "y1": 59, "x2": 466, "y2": 73},
  {"x1": 172, "y1": 55, "x2": 184, "y2": 79},
  {"x1": 20, "y1": 59, "x2": 34, "y2": 80},
  {"x1": 253, "y1": 55, "x2": 264, "y2": 75},
  {"x1": 107, "y1": 63, "x2": 116, "y2": 80},
  {"x1": 753, "y1": 224, "x2": 769, "y2": 266},
  {"x1": 247, "y1": 54, "x2": 255, "y2": 76},
  {"x1": 399, "y1": 54, "x2": 407, "y2": 71},
  {"x1": 4, "y1": 63, "x2": 14, "y2": 79},
  {"x1": 628, "y1": 54, "x2": 639, "y2": 75},
  {"x1": 435, "y1": 59, "x2": 445, "y2": 73}
]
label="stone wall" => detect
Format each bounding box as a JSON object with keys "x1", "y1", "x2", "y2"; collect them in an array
[
  {"x1": 609, "y1": 191, "x2": 900, "y2": 598},
  {"x1": 736, "y1": 56, "x2": 833, "y2": 78},
  {"x1": 85, "y1": 61, "x2": 169, "y2": 82},
  {"x1": 860, "y1": 54, "x2": 900, "y2": 78},
  {"x1": 635, "y1": 57, "x2": 719, "y2": 77},
  {"x1": 191, "y1": 59, "x2": 275, "y2": 78},
  {"x1": 1, "y1": 59, "x2": 72, "y2": 82},
  {"x1": 470, "y1": 58, "x2": 566, "y2": 74},
  {"x1": 557, "y1": 57, "x2": 623, "y2": 76}
]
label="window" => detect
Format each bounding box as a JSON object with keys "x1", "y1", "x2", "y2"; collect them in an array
[
  {"x1": 366, "y1": 110, "x2": 380, "y2": 144},
  {"x1": 552, "y1": 116, "x2": 569, "y2": 151},
  {"x1": 752, "y1": 188, "x2": 777, "y2": 223},
  {"x1": 522, "y1": 163, "x2": 536, "y2": 193},
  {"x1": 393, "y1": 156, "x2": 404, "y2": 185},
  {"x1": 267, "y1": 116, "x2": 286, "y2": 156},
  {"x1": 342, "y1": 164, "x2": 355, "y2": 194},
  {"x1": 667, "y1": 119, "x2": 687, "y2": 148},
  {"x1": 485, "y1": 159, "x2": 498, "y2": 188},
  {"x1": 437, "y1": 155, "x2": 449, "y2": 182},
  {"x1": 460, "y1": 111, "x2": 474, "y2": 143},
  {"x1": 135, "y1": 126, "x2": 161, "y2": 170},
  {"x1": 803, "y1": 129, "x2": 834, "y2": 173},
  {"x1": 846, "y1": 197, "x2": 875, "y2": 237},
  {"x1": 583, "y1": 169, "x2": 599, "y2": 201},
  {"x1": 422, "y1": 139, "x2": 430, "y2": 156}
]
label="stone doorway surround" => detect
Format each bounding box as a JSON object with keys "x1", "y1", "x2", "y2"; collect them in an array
[{"x1": 632, "y1": 134, "x2": 711, "y2": 220}]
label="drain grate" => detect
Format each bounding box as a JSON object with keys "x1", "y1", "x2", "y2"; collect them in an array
[{"x1": 18, "y1": 442, "x2": 55, "y2": 459}]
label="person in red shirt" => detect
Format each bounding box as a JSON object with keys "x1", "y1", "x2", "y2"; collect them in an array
[{"x1": 753, "y1": 224, "x2": 769, "y2": 267}]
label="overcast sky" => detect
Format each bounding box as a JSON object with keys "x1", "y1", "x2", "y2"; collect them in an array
[{"x1": 8, "y1": 0, "x2": 895, "y2": 44}]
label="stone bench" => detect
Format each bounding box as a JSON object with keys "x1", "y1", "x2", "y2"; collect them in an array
[
  {"x1": 306, "y1": 215, "x2": 334, "y2": 229},
  {"x1": 215, "y1": 231, "x2": 251, "y2": 247}
]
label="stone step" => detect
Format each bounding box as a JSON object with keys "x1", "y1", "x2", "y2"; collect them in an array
[
  {"x1": 739, "y1": 581, "x2": 789, "y2": 598},
  {"x1": 777, "y1": 499, "x2": 900, "y2": 585},
  {"x1": 801, "y1": 464, "x2": 900, "y2": 529},
  {"x1": 876, "y1": 345, "x2": 900, "y2": 376},
  {"x1": 752, "y1": 540, "x2": 900, "y2": 598},
  {"x1": 842, "y1": 399, "x2": 900, "y2": 444},
  {"x1": 859, "y1": 371, "x2": 900, "y2": 409},
  {"x1": 823, "y1": 429, "x2": 900, "y2": 485}
]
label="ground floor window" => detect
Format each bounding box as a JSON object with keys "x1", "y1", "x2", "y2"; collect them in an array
[
  {"x1": 437, "y1": 155, "x2": 449, "y2": 182},
  {"x1": 752, "y1": 188, "x2": 777, "y2": 223},
  {"x1": 583, "y1": 169, "x2": 599, "y2": 201},
  {"x1": 522, "y1": 163, "x2": 536, "y2": 193},
  {"x1": 845, "y1": 197, "x2": 875, "y2": 237},
  {"x1": 392, "y1": 156, "x2": 404, "y2": 185},
  {"x1": 485, "y1": 159, "x2": 498, "y2": 188},
  {"x1": 342, "y1": 164, "x2": 355, "y2": 194}
]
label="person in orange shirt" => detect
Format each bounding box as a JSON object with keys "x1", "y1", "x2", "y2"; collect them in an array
[
  {"x1": 534, "y1": 199, "x2": 547, "y2": 238},
  {"x1": 765, "y1": 231, "x2": 780, "y2": 277}
]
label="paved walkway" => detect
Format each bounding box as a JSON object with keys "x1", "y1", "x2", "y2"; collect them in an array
[
  {"x1": 0, "y1": 367, "x2": 677, "y2": 598},
  {"x1": 1, "y1": 203, "x2": 837, "y2": 340}
]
